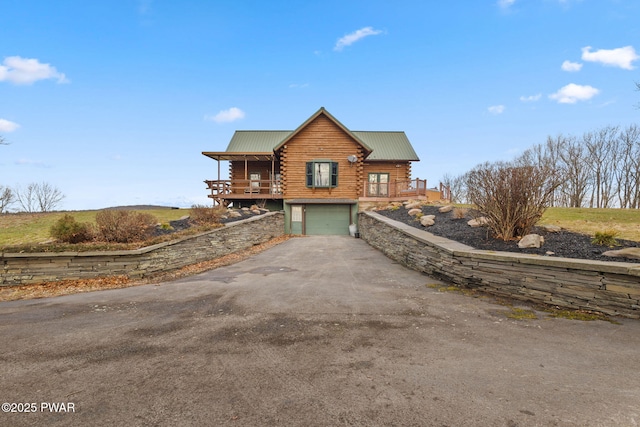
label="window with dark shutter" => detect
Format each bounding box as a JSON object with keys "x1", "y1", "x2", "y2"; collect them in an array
[{"x1": 306, "y1": 160, "x2": 338, "y2": 188}]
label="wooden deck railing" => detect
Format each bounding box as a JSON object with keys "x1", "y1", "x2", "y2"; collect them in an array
[
  {"x1": 363, "y1": 179, "x2": 427, "y2": 198},
  {"x1": 205, "y1": 179, "x2": 283, "y2": 202},
  {"x1": 206, "y1": 178, "x2": 433, "y2": 204}
]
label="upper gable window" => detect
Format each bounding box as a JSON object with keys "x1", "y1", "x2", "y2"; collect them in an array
[{"x1": 306, "y1": 160, "x2": 338, "y2": 188}]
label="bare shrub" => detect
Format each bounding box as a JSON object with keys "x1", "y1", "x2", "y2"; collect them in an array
[
  {"x1": 50, "y1": 214, "x2": 95, "y2": 243},
  {"x1": 452, "y1": 207, "x2": 468, "y2": 219},
  {"x1": 189, "y1": 204, "x2": 226, "y2": 225},
  {"x1": 95, "y1": 210, "x2": 157, "y2": 243},
  {"x1": 465, "y1": 162, "x2": 560, "y2": 241}
]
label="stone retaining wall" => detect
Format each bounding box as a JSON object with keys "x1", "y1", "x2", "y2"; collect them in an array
[
  {"x1": 1, "y1": 212, "x2": 284, "y2": 286},
  {"x1": 359, "y1": 211, "x2": 640, "y2": 319}
]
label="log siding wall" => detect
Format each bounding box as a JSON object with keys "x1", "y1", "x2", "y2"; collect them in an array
[
  {"x1": 279, "y1": 115, "x2": 364, "y2": 199},
  {"x1": 362, "y1": 162, "x2": 411, "y2": 183}
]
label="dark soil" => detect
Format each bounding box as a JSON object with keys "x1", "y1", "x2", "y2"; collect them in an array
[{"x1": 376, "y1": 205, "x2": 640, "y2": 264}]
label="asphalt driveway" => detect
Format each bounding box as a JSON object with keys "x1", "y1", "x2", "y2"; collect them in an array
[{"x1": 1, "y1": 236, "x2": 639, "y2": 426}]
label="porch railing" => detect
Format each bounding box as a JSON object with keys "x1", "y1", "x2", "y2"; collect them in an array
[
  {"x1": 363, "y1": 178, "x2": 427, "y2": 198},
  {"x1": 206, "y1": 177, "x2": 430, "y2": 202},
  {"x1": 205, "y1": 179, "x2": 283, "y2": 199}
]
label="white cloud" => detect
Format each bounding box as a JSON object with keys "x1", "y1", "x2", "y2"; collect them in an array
[
  {"x1": 15, "y1": 158, "x2": 51, "y2": 168},
  {"x1": 561, "y1": 60, "x2": 582, "y2": 72},
  {"x1": 498, "y1": 0, "x2": 516, "y2": 8},
  {"x1": 0, "y1": 56, "x2": 69, "y2": 85},
  {"x1": 334, "y1": 27, "x2": 383, "y2": 51},
  {"x1": 549, "y1": 83, "x2": 599, "y2": 104},
  {"x1": 519, "y1": 94, "x2": 542, "y2": 102},
  {"x1": 488, "y1": 105, "x2": 505, "y2": 114},
  {"x1": 0, "y1": 118, "x2": 20, "y2": 132},
  {"x1": 581, "y1": 46, "x2": 639, "y2": 70},
  {"x1": 138, "y1": 0, "x2": 152, "y2": 14},
  {"x1": 205, "y1": 107, "x2": 246, "y2": 123}
]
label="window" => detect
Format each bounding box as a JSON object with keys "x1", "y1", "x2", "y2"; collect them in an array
[
  {"x1": 306, "y1": 161, "x2": 338, "y2": 188},
  {"x1": 368, "y1": 173, "x2": 389, "y2": 196},
  {"x1": 250, "y1": 172, "x2": 261, "y2": 189}
]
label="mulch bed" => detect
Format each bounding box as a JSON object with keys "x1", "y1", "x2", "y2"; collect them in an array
[{"x1": 376, "y1": 205, "x2": 640, "y2": 264}]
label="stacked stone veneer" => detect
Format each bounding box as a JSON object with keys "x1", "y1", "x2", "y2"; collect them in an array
[
  {"x1": 359, "y1": 211, "x2": 640, "y2": 319},
  {"x1": 1, "y1": 212, "x2": 284, "y2": 286}
]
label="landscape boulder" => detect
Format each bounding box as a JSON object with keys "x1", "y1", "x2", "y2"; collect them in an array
[
  {"x1": 408, "y1": 208, "x2": 422, "y2": 217},
  {"x1": 404, "y1": 201, "x2": 423, "y2": 210},
  {"x1": 420, "y1": 216, "x2": 435, "y2": 227},
  {"x1": 228, "y1": 211, "x2": 243, "y2": 218},
  {"x1": 438, "y1": 205, "x2": 453, "y2": 213},
  {"x1": 467, "y1": 217, "x2": 488, "y2": 227},
  {"x1": 602, "y1": 247, "x2": 640, "y2": 260},
  {"x1": 518, "y1": 234, "x2": 544, "y2": 249}
]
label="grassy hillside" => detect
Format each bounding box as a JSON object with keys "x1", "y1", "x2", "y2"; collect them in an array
[
  {"x1": 0, "y1": 208, "x2": 190, "y2": 248},
  {"x1": 1, "y1": 206, "x2": 639, "y2": 249},
  {"x1": 539, "y1": 207, "x2": 640, "y2": 242}
]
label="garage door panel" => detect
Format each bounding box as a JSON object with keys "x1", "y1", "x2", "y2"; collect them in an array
[{"x1": 305, "y1": 205, "x2": 350, "y2": 235}]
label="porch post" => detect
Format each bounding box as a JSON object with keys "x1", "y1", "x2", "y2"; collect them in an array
[{"x1": 217, "y1": 156, "x2": 221, "y2": 205}]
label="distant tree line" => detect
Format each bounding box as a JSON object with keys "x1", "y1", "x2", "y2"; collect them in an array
[
  {"x1": 444, "y1": 123, "x2": 640, "y2": 209},
  {"x1": 0, "y1": 182, "x2": 65, "y2": 213}
]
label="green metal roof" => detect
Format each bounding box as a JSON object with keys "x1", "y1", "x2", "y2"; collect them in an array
[
  {"x1": 221, "y1": 130, "x2": 418, "y2": 161},
  {"x1": 215, "y1": 108, "x2": 419, "y2": 162},
  {"x1": 353, "y1": 131, "x2": 419, "y2": 161},
  {"x1": 226, "y1": 130, "x2": 292, "y2": 153}
]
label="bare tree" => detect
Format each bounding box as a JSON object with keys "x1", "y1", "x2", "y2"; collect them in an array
[
  {"x1": 615, "y1": 125, "x2": 640, "y2": 208},
  {"x1": 584, "y1": 126, "x2": 619, "y2": 208},
  {"x1": 556, "y1": 135, "x2": 591, "y2": 208},
  {"x1": 15, "y1": 182, "x2": 65, "y2": 212},
  {"x1": 0, "y1": 185, "x2": 15, "y2": 213},
  {"x1": 441, "y1": 173, "x2": 468, "y2": 204}
]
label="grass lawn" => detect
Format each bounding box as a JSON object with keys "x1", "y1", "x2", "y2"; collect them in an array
[
  {"x1": 0, "y1": 208, "x2": 190, "y2": 248},
  {"x1": 1, "y1": 206, "x2": 639, "y2": 250},
  {"x1": 539, "y1": 207, "x2": 640, "y2": 242}
]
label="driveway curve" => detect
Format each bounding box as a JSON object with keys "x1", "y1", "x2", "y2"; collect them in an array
[{"x1": 1, "y1": 236, "x2": 639, "y2": 426}]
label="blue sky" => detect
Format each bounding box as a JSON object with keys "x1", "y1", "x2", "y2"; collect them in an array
[{"x1": 1, "y1": 0, "x2": 639, "y2": 210}]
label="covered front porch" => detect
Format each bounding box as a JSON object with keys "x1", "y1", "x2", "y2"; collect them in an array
[{"x1": 202, "y1": 151, "x2": 282, "y2": 207}]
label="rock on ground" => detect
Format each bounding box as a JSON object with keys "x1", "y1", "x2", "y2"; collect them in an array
[
  {"x1": 602, "y1": 247, "x2": 640, "y2": 260},
  {"x1": 468, "y1": 217, "x2": 488, "y2": 227},
  {"x1": 518, "y1": 234, "x2": 544, "y2": 249},
  {"x1": 420, "y1": 216, "x2": 435, "y2": 227}
]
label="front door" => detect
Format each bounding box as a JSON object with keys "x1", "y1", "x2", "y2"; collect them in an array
[{"x1": 290, "y1": 205, "x2": 303, "y2": 234}]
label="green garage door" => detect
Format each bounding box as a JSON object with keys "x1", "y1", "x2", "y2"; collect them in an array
[{"x1": 304, "y1": 204, "x2": 351, "y2": 235}]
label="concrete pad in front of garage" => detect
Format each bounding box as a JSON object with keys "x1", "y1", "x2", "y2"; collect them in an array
[{"x1": 1, "y1": 236, "x2": 639, "y2": 427}]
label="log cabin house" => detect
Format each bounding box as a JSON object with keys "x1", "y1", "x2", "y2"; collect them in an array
[{"x1": 203, "y1": 107, "x2": 445, "y2": 235}]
